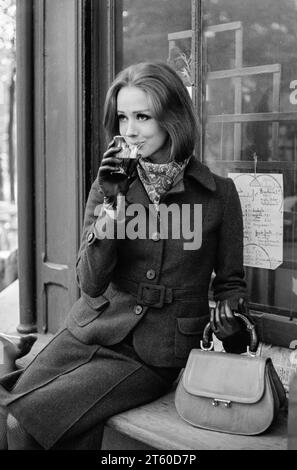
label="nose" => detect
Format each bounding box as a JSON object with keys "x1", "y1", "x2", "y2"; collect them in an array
[{"x1": 125, "y1": 118, "x2": 138, "y2": 137}]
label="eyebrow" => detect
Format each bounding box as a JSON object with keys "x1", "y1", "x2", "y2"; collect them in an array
[{"x1": 117, "y1": 109, "x2": 151, "y2": 114}]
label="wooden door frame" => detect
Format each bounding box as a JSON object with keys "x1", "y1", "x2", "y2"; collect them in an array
[
  {"x1": 33, "y1": 0, "x2": 85, "y2": 332},
  {"x1": 16, "y1": 0, "x2": 36, "y2": 333}
]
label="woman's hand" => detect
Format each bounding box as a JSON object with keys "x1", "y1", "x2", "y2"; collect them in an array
[
  {"x1": 210, "y1": 299, "x2": 242, "y2": 341},
  {"x1": 98, "y1": 139, "x2": 129, "y2": 199}
]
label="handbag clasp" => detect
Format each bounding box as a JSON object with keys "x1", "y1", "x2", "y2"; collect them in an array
[{"x1": 212, "y1": 398, "x2": 232, "y2": 408}]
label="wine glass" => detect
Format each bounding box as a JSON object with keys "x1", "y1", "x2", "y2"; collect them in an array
[{"x1": 110, "y1": 136, "x2": 143, "y2": 181}]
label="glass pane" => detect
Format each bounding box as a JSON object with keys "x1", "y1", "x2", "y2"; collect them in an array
[
  {"x1": 206, "y1": 29, "x2": 236, "y2": 71},
  {"x1": 279, "y1": 122, "x2": 297, "y2": 163},
  {"x1": 203, "y1": 0, "x2": 297, "y2": 317},
  {"x1": 207, "y1": 78, "x2": 235, "y2": 115},
  {"x1": 205, "y1": 122, "x2": 234, "y2": 162},
  {"x1": 118, "y1": 0, "x2": 192, "y2": 85},
  {"x1": 241, "y1": 122, "x2": 273, "y2": 161},
  {"x1": 241, "y1": 74, "x2": 274, "y2": 114}
]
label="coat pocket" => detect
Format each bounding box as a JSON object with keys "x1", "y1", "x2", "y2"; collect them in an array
[
  {"x1": 70, "y1": 295, "x2": 110, "y2": 327},
  {"x1": 175, "y1": 316, "x2": 209, "y2": 359}
]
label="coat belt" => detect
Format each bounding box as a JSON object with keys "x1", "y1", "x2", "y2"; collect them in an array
[{"x1": 112, "y1": 278, "x2": 207, "y2": 309}]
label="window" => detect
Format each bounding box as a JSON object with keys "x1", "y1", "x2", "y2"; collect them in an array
[
  {"x1": 117, "y1": 0, "x2": 192, "y2": 71},
  {"x1": 203, "y1": 0, "x2": 297, "y2": 318}
]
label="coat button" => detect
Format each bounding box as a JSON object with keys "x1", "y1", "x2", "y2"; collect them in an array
[
  {"x1": 134, "y1": 305, "x2": 143, "y2": 315},
  {"x1": 151, "y1": 232, "x2": 160, "y2": 242},
  {"x1": 87, "y1": 232, "x2": 95, "y2": 244},
  {"x1": 146, "y1": 269, "x2": 156, "y2": 280}
]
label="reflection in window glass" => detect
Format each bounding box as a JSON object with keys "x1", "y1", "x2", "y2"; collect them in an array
[
  {"x1": 207, "y1": 78, "x2": 235, "y2": 115},
  {"x1": 205, "y1": 122, "x2": 235, "y2": 162},
  {"x1": 241, "y1": 75, "x2": 274, "y2": 114},
  {"x1": 119, "y1": 0, "x2": 192, "y2": 83},
  {"x1": 203, "y1": 0, "x2": 297, "y2": 317},
  {"x1": 241, "y1": 122, "x2": 273, "y2": 161},
  {"x1": 206, "y1": 29, "x2": 236, "y2": 71},
  {"x1": 204, "y1": 0, "x2": 297, "y2": 163}
]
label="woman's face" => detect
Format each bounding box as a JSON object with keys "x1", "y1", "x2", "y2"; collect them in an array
[{"x1": 117, "y1": 86, "x2": 169, "y2": 163}]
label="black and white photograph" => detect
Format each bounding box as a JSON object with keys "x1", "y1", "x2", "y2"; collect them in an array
[{"x1": 0, "y1": 0, "x2": 296, "y2": 454}]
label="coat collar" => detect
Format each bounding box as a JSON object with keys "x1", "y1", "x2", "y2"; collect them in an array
[
  {"x1": 184, "y1": 156, "x2": 216, "y2": 192},
  {"x1": 126, "y1": 156, "x2": 216, "y2": 207}
]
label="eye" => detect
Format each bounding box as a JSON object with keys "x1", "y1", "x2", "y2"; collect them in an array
[
  {"x1": 137, "y1": 113, "x2": 151, "y2": 121},
  {"x1": 117, "y1": 114, "x2": 127, "y2": 122}
]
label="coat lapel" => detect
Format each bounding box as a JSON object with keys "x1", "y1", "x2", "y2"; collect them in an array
[{"x1": 162, "y1": 157, "x2": 217, "y2": 200}]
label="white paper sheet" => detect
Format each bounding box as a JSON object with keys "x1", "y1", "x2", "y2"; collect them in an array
[{"x1": 228, "y1": 173, "x2": 283, "y2": 270}]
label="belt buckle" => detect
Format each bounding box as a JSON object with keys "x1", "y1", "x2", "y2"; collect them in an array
[{"x1": 137, "y1": 283, "x2": 166, "y2": 308}]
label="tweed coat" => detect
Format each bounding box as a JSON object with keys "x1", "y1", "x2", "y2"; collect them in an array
[{"x1": 66, "y1": 156, "x2": 247, "y2": 368}]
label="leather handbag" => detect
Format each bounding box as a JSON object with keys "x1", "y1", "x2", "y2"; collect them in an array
[{"x1": 175, "y1": 313, "x2": 287, "y2": 435}]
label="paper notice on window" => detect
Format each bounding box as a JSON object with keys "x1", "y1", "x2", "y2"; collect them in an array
[{"x1": 228, "y1": 173, "x2": 283, "y2": 270}]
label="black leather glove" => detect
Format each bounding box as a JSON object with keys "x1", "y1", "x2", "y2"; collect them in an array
[
  {"x1": 210, "y1": 299, "x2": 242, "y2": 341},
  {"x1": 210, "y1": 298, "x2": 250, "y2": 353},
  {"x1": 98, "y1": 138, "x2": 130, "y2": 200}
]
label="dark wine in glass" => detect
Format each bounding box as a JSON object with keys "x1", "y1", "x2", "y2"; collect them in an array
[{"x1": 110, "y1": 136, "x2": 143, "y2": 182}]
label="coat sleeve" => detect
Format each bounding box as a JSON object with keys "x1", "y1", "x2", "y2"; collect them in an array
[
  {"x1": 212, "y1": 177, "x2": 248, "y2": 308},
  {"x1": 212, "y1": 177, "x2": 250, "y2": 353},
  {"x1": 76, "y1": 178, "x2": 118, "y2": 297}
]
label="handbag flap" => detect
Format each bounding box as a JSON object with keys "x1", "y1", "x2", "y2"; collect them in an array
[{"x1": 183, "y1": 349, "x2": 267, "y2": 404}]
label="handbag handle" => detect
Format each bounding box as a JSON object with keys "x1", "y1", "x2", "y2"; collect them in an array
[{"x1": 201, "y1": 312, "x2": 259, "y2": 354}]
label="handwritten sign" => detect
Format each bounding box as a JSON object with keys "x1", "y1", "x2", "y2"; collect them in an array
[{"x1": 228, "y1": 173, "x2": 283, "y2": 270}]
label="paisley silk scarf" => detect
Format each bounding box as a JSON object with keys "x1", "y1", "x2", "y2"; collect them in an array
[{"x1": 137, "y1": 157, "x2": 190, "y2": 210}]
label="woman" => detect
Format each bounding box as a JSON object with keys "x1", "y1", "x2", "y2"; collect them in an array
[{"x1": 0, "y1": 62, "x2": 248, "y2": 450}]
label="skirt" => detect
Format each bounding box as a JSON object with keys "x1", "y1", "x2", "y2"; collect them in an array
[{"x1": 0, "y1": 328, "x2": 180, "y2": 449}]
